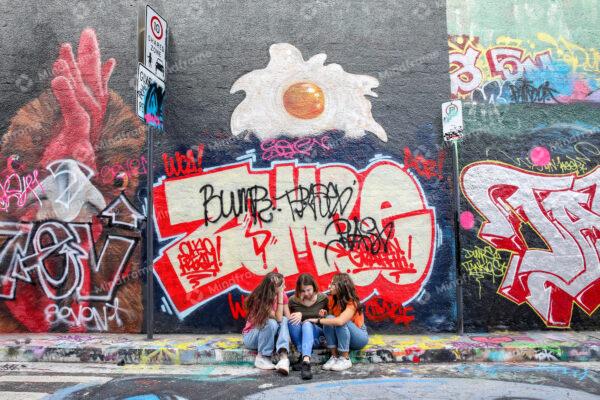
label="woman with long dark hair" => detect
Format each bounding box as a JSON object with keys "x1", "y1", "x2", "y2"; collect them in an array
[
  {"x1": 287, "y1": 273, "x2": 328, "y2": 380},
  {"x1": 242, "y1": 272, "x2": 291, "y2": 374},
  {"x1": 306, "y1": 273, "x2": 368, "y2": 371}
]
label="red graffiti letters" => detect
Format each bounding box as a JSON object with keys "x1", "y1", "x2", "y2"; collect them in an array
[
  {"x1": 177, "y1": 237, "x2": 222, "y2": 289},
  {"x1": 403, "y1": 147, "x2": 445, "y2": 180},
  {"x1": 153, "y1": 159, "x2": 435, "y2": 317},
  {"x1": 228, "y1": 293, "x2": 247, "y2": 320},
  {"x1": 162, "y1": 145, "x2": 204, "y2": 178},
  {"x1": 461, "y1": 163, "x2": 600, "y2": 327},
  {"x1": 364, "y1": 297, "x2": 415, "y2": 326}
]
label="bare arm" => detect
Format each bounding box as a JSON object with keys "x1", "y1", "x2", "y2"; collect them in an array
[
  {"x1": 274, "y1": 291, "x2": 284, "y2": 322},
  {"x1": 309, "y1": 305, "x2": 355, "y2": 326}
]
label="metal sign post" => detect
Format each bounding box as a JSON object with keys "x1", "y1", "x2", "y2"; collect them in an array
[
  {"x1": 442, "y1": 100, "x2": 464, "y2": 335},
  {"x1": 137, "y1": 2, "x2": 167, "y2": 340},
  {"x1": 451, "y1": 139, "x2": 464, "y2": 335},
  {"x1": 145, "y1": 125, "x2": 155, "y2": 340}
]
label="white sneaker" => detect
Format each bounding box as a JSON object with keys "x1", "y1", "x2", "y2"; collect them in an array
[
  {"x1": 254, "y1": 354, "x2": 276, "y2": 370},
  {"x1": 275, "y1": 357, "x2": 290, "y2": 375},
  {"x1": 322, "y1": 356, "x2": 338, "y2": 370},
  {"x1": 331, "y1": 357, "x2": 352, "y2": 371}
]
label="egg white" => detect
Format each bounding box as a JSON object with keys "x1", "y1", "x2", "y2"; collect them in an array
[{"x1": 230, "y1": 43, "x2": 387, "y2": 142}]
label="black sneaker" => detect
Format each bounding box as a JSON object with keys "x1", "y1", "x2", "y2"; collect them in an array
[
  {"x1": 301, "y1": 361, "x2": 312, "y2": 380},
  {"x1": 291, "y1": 359, "x2": 303, "y2": 371}
]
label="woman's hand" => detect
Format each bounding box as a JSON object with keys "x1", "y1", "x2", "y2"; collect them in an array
[
  {"x1": 306, "y1": 318, "x2": 318, "y2": 324},
  {"x1": 289, "y1": 312, "x2": 302, "y2": 325},
  {"x1": 318, "y1": 309, "x2": 327, "y2": 317}
]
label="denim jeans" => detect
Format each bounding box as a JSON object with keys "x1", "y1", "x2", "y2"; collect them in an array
[
  {"x1": 288, "y1": 320, "x2": 325, "y2": 358},
  {"x1": 322, "y1": 315, "x2": 369, "y2": 352},
  {"x1": 243, "y1": 316, "x2": 290, "y2": 356}
]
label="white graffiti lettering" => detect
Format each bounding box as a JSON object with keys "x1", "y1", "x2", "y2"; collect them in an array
[
  {"x1": 461, "y1": 162, "x2": 600, "y2": 327},
  {"x1": 44, "y1": 298, "x2": 122, "y2": 332}
]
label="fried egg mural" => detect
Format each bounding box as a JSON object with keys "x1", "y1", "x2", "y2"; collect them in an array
[{"x1": 230, "y1": 43, "x2": 388, "y2": 142}]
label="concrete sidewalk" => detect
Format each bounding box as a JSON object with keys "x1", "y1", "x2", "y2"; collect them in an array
[{"x1": 0, "y1": 331, "x2": 598, "y2": 366}]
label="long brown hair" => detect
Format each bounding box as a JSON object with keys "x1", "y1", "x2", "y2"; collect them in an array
[
  {"x1": 245, "y1": 272, "x2": 284, "y2": 328},
  {"x1": 330, "y1": 273, "x2": 362, "y2": 314},
  {"x1": 294, "y1": 273, "x2": 319, "y2": 299}
]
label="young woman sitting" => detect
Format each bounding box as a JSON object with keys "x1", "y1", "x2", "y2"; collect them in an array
[
  {"x1": 287, "y1": 273, "x2": 328, "y2": 380},
  {"x1": 242, "y1": 272, "x2": 291, "y2": 374},
  {"x1": 306, "y1": 273, "x2": 369, "y2": 371}
]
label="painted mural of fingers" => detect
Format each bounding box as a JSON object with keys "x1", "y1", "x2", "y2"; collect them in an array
[
  {"x1": 51, "y1": 76, "x2": 91, "y2": 141},
  {"x1": 59, "y1": 43, "x2": 83, "y2": 87},
  {"x1": 58, "y1": 41, "x2": 100, "y2": 117},
  {"x1": 51, "y1": 76, "x2": 81, "y2": 119},
  {"x1": 77, "y1": 28, "x2": 103, "y2": 99},
  {"x1": 52, "y1": 59, "x2": 75, "y2": 88},
  {"x1": 101, "y1": 58, "x2": 116, "y2": 98}
]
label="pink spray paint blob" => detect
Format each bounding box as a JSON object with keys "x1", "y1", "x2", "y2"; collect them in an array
[
  {"x1": 530, "y1": 146, "x2": 551, "y2": 167},
  {"x1": 460, "y1": 211, "x2": 475, "y2": 230}
]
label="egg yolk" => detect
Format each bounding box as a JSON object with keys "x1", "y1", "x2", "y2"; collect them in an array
[{"x1": 283, "y1": 82, "x2": 325, "y2": 119}]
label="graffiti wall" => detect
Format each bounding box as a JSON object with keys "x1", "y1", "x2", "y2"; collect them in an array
[
  {"x1": 448, "y1": 1, "x2": 600, "y2": 105},
  {"x1": 7, "y1": 0, "x2": 595, "y2": 335},
  {"x1": 151, "y1": 0, "x2": 455, "y2": 333},
  {"x1": 0, "y1": 2, "x2": 146, "y2": 332},
  {"x1": 450, "y1": 0, "x2": 600, "y2": 330}
]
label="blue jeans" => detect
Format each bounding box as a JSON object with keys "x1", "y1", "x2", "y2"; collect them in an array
[
  {"x1": 323, "y1": 315, "x2": 369, "y2": 352},
  {"x1": 243, "y1": 317, "x2": 290, "y2": 356},
  {"x1": 288, "y1": 320, "x2": 325, "y2": 358}
]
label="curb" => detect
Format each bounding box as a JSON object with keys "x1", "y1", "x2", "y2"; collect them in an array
[{"x1": 0, "y1": 332, "x2": 598, "y2": 366}]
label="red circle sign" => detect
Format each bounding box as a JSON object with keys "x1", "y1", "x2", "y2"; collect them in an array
[{"x1": 150, "y1": 15, "x2": 163, "y2": 40}]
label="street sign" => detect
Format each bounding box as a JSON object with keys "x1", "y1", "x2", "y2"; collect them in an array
[
  {"x1": 145, "y1": 5, "x2": 167, "y2": 80},
  {"x1": 136, "y1": 63, "x2": 165, "y2": 129},
  {"x1": 442, "y1": 100, "x2": 464, "y2": 141}
]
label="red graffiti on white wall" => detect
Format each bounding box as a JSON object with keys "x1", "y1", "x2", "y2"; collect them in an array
[
  {"x1": 461, "y1": 162, "x2": 600, "y2": 327},
  {"x1": 153, "y1": 160, "x2": 435, "y2": 318},
  {"x1": 449, "y1": 44, "x2": 484, "y2": 96},
  {"x1": 485, "y1": 47, "x2": 552, "y2": 81}
]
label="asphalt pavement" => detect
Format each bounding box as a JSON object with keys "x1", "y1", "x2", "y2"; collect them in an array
[{"x1": 0, "y1": 361, "x2": 598, "y2": 399}]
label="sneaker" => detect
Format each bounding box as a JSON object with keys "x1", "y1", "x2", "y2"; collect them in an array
[
  {"x1": 301, "y1": 361, "x2": 313, "y2": 380},
  {"x1": 291, "y1": 358, "x2": 303, "y2": 371},
  {"x1": 254, "y1": 354, "x2": 276, "y2": 370},
  {"x1": 322, "y1": 356, "x2": 338, "y2": 370},
  {"x1": 331, "y1": 357, "x2": 352, "y2": 371},
  {"x1": 275, "y1": 357, "x2": 290, "y2": 375}
]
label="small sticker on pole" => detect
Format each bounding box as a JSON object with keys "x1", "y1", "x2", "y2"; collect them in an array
[{"x1": 442, "y1": 100, "x2": 464, "y2": 141}]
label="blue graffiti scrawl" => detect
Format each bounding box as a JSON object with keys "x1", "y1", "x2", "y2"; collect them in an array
[{"x1": 144, "y1": 82, "x2": 164, "y2": 129}]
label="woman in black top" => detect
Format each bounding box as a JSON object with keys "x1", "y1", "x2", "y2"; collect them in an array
[{"x1": 288, "y1": 273, "x2": 328, "y2": 380}]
